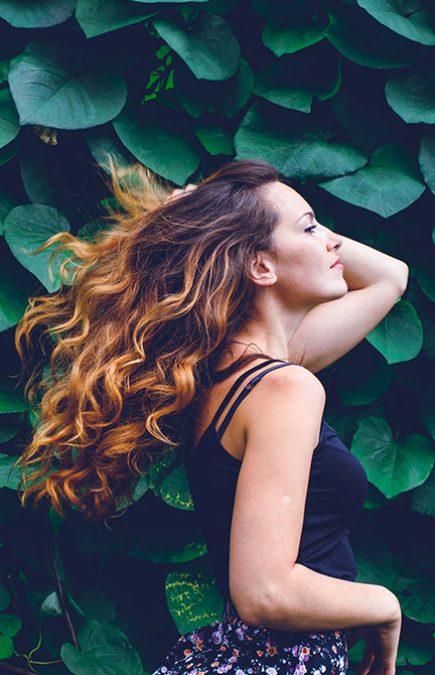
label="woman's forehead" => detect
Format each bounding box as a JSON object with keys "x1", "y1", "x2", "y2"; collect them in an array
[{"x1": 266, "y1": 181, "x2": 312, "y2": 222}]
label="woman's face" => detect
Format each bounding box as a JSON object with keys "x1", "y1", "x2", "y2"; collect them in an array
[{"x1": 259, "y1": 181, "x2": 348, "y2": 306}]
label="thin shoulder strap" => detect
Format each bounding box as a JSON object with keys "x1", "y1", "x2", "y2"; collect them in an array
[{"x1": 212, "y1": 359, "x2": 299, "y2": 441}]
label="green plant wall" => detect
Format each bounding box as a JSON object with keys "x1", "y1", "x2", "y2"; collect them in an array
[{"x1": 0, "y1": 0, "x2": 434, "y2": 673}]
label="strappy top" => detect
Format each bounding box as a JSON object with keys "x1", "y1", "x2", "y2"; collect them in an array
[{"x1": 186, "y1": 359, "x2": 369, "y2": 599}]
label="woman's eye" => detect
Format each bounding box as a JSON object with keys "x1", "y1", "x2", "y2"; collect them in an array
[{"x1": 305, "y1": 224, "x2": 318, "y2": 233}]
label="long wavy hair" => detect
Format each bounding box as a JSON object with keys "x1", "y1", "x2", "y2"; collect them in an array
[{"x1": 14, "y1": 158, "x2": 301, "y2": 522}]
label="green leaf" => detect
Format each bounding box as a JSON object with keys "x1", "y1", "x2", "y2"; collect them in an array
[
  {"x1": 386, "y1": 65, "x2": 435, "y2": 123},
  {"x1": 327, "y1": 3, "x2": 424, "y2": 69},
  {"x1": 0, "y1": 414, "x2": 21, "y2": 444},
  {"x1": 77, "y1": 588, "x2": 116, "y2": 622},
  {"x1": 0, "y1": 583, "x2": 9, "y2": 612},
  {"x1": 0, "y1": 0, "x2": 75, "y2": 28},
  {"x1": 419, "y1": 387, "x2": 435, "y2": 441},
  {"x1": 0, "y1": 453, "x2": 21, "y2": 490},
  {"x1": 8, "y1": 40, "x2": 127, "y2": 129},
  {"x1": 0, "y1": 613, "x2": 21, "y2": 637},
  {"x1": 365, "y1": 300, "x2": 423, "y2": 363},
  {"x1": 165, "y1": 556, "x2": 224, "y2": 634},
  {"x1": 76, "y1": 0, "x2": 158, "y2": 38},
  {"x1": 176, "y1": 58, "x2": 253, "y2": 118},
  {"x1": 153, "y1": 10, "x2": 240, "y2": 81},
  {"x1": 351, "y1": 416, "x2": 434, "y2": 499},
  {"x1": 412, "y1": 464, "x2": 435, "y2": 517},
  {"x1": 393, "y1": 573, "x2": 435, "y2": 622},
  {"x1": 262, "y1": 16, "x2": 330, "y2": 57},
  {"x1": 419, "y1": 126, "x2": 435, "y2": 193},
  {"x1": 128, "y1": 492, "x2": 206, "y2": 562},
  {"x1": 319, "y1": 143, "x2": 425, "y2": 218},
  {"x1": 61, "y1": 619, "x2": 143, "y2": 675},
  {"x1": 253, "y1": 48, "x2": 341, "y2": 113},
  {"x1": 357, "y1": 0, "x2": 435, "y2": 46},
  {"x1": 159, "y1": 464, "x2": 194, "y2": 510},
  {"x1": 3, "y1": 204, "x2": 71, "y2": 293},
  {"x1": 0, "y1": 89, "x2": 19, "y2": 150},
  {"x1": 40, "y1": 591, "x2": 63, "y2": 618},
  {"x1": 235, "y1": 103, "x2": 368, "y2": 180},
  {"x1": 113, "y1": 103, "x2": 201, "y2": 185},
  {"x1": 193, "y1": 121, "x2": 234, "y2": 155},
  {"x1": 0, "y1": 381, "x2": 28, "y2": 413},
  {"x1": 0, "y1": 261, "x2": 31, "y2": 332},
  {"x1": 0, "y1": 634, "x2": 13, "y2": 660}
]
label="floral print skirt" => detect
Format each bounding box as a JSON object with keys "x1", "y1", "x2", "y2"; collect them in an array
[{"x1": 152, "y1": 597, "x2": 351, "y2": 674}]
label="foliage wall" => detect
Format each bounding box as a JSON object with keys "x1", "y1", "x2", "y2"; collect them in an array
[{"x1": 0, "y1": 0, "x2": 434, "y2": 673}]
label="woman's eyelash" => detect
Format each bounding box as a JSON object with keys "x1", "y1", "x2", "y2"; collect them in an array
[{"x1": 305, "y1": 224, "x2": 318, "y2": 233}]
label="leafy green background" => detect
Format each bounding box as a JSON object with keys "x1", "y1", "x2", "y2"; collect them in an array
[{"x1": 0, "y1": 0, "x2": 434, "y2": 673}]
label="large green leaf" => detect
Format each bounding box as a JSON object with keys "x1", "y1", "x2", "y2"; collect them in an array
[
  {"x1": 393, "y1": 573, "x2": 435, "y2": 623},
  {"x1": 0, "y1": 614, "x2": 21, "y2": 637},
  {"x1": 386, "y1": 65, "x2": 435, "y2": 124},
  {"x1": 412, "y1": 464, "x2": 435, "y2": 517},
  {"x1": 0, "y1": 381, "x2": 28, "y2": 413},
  {"x1": 8, "y1": 40, "x2": 127, "y2": 129},
  {"x1": 193, "y1": 121, "x2": 234, "y2": 155},
  {"x1": 365, "y1": 300, "x2": 423, "y2": 363},
  {"x1": 3, "y1": 204, "x2": 71, "y2": 293},
  {"x1": 419, "y1": 387, "x2": 435, "y2": 441},
  {"x1": 113, "y1": 103, "x2": 201, "y2": 185},
  {"x1": 165, "y1": 556, "x2": 224, "y2": 634},
  {"x1": 153, "y1": 10, "x2": 240, "y2": 81},
  {"x1": 0, "y1": 261, "x2": 31, "y2": 332},
  {"x1": 319, "y1": 143, "x2": 426, "y2": 217},
  {"x1": 0, "y1": 0, "x2": 75, "y2": 28},
  {"x1": 76, "y1": 0, "x2": 158, "y2": 38},
  {"x1": 253, "y1": 48, "x2": 341, "y2": 113},
  {"x1": 61, "y1": 620, "x2": 143, "y2": 675},
  {"x1": 351, "y1": 416, "x2": 434, "y2": 499},
  {"x1": 175, "y1": 58, "x2": 253, "y2": 118},
  {"x1": 0, "y1": 454, "x2": 21, "y2": 489},
  {"x1": 327, "y1": 3, "x2": 424, "y2": 68},
  {"x1": 259, "y1": 1, "x2": 330, "y2": 56},
  {"x1": 357, "y1": 0, "x2": 435, "y2": 45},
  {"x1": 418, "y1": 126, "x2": 435, "y2": 193},
  {"x1": 159, "y1": 464, "x2": 194, "y2": 510},
  {"x1": 235, "y1": 103, "x2": 368, "y2": 180},
  {"x1": 0, "y1": 89, "x2": 19, "y2": 150}
]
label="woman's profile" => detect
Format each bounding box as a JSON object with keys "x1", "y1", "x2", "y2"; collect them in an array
[{"x1": 14, "y1": 159, "x2": 408, "y2": 674}]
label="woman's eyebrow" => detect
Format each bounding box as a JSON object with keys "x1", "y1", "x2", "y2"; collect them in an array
[{"x1": 295, "y1": 210, "x2": 315, "y2": 224}]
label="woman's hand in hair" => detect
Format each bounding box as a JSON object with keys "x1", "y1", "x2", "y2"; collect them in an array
[{"x1": 165, "y1": 183, "x2": 197, "y2": 203}]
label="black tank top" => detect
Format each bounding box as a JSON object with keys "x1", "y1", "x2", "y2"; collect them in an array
[{"x1": 186, "y1": 359, "x2": 369, "y2": 599}]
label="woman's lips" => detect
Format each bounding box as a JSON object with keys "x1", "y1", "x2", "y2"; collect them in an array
[{"x1": 331, "y1": 263, "x2": 344, "y2": 270}]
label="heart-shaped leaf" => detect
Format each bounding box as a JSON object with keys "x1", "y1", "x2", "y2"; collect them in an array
[
  {"x1": 76, "y1": 0, "x2": 158, "y2": 38},
  {"x1": 9, "y1": 40, "x2": 127, "y2": 129},
  {"x1": 357, "y1": 0, "x2": 435, "y2": 46},
  {"x1": 365, "y1": 300, "x2": 423, "y2": 363},
  {"x1": 319, "y1": 143, "x2": 425, "y2": 217},
  {"x1": 3, "y1": 204, "x2": 71, "y2": 293},
  {"x1": 351, "y1": 416, "x2": 434, "y2": 499},
  {"x1": 0, "y1": 89, "x2": 19, "y2": 150},
  {"x1": 0, "y1": 0, "x2": 75, "y2": 28},
  {"x1": 386, "y1": 65, "x2": 435, "y2": 123},
  {"x1": 153, "y1": 10, "x2": 240, "y2": 81},
  {"x1": 235, "y1": 103, "x2": 368, "y2": 180},
  {"x1": 113, "y1": 103, "x2": 201, "y2": 185}
]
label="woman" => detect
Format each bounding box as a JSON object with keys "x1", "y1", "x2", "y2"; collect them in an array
[{"x1": 15, "y1": 159, "x2": 406, "y2": 674}]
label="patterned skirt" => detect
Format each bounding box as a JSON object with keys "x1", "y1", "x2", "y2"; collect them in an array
[{"x1": 152, "y1": 597, "x2": 351, "y2": 674}]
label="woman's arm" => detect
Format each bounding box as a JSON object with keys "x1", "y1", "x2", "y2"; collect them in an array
[
  {"x1": 289, "y1": 227, "x2": 409, "y2": 373},
  {"x1": 228, "y1": 365, "x2": 401, "y2": 632}
]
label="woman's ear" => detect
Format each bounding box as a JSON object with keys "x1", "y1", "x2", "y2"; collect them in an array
[{"x1": 248, "y1": 252, "x2": 277, "y2": 287}]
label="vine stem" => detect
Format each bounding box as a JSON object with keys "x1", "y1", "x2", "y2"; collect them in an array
[{"x1": 48, "y1": 540, "x2": 80, "y2": 650}]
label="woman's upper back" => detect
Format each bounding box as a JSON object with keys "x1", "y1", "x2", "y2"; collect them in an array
[{"x1": 186, "y1": 357, "x2": 369, "y2": 609}]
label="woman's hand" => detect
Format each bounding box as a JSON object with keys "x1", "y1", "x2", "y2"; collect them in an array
[
  {"x1": 349, "y1": 612, "x2": 402, "y2": 675},
  {"x1": 165, "y1": 183, "x2": 197, "y2": 203}
]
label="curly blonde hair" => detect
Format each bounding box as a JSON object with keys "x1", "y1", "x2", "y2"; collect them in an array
[{"x1": 14, "y1": 158, "x2": 290, "y2": 522}]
